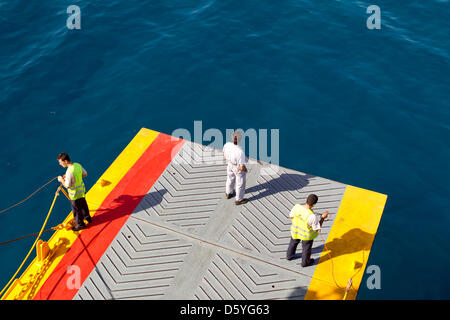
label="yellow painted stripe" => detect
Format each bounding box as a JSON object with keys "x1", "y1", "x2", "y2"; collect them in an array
[
  {"x1": 2, "y1": 128, "x2": 159, "y2": 300},
  {"x1": 305, "y1": 185, "x2": 387, "y2": 300}
]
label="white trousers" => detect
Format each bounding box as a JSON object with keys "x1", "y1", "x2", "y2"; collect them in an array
[{"x1": 226, "y1": 164, "x2": 247, "y2": 201}]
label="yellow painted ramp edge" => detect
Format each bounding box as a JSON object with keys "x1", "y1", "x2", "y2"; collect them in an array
[
  {"x1": 2, "y1": 128, "x2": 159, "y2": 300},
  {"x1": 305, "y1": 185, "x2": 387, "y2": 300}
]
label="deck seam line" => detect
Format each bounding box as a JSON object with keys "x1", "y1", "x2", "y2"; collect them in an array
[{"x1": 128, "y1": 215, "x2": 345, "y2": 291}]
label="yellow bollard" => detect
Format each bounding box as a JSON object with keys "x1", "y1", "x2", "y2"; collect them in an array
[{"x1": 36, "y1": 240, "x2": 50, "y2": 262}]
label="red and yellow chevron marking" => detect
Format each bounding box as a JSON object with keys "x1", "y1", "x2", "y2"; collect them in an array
[
  {"x1": 2, "y1": 128, "x2": 184, "y2": 300},
  {"x1": 305, "y1": 185, "x2": 387, "y2": 300}
]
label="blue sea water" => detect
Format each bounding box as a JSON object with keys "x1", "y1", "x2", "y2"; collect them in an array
[{"x1": 0, "y1": 0, "x2": 449, "y2": 299}]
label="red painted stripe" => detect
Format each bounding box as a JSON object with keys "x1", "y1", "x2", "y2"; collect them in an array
[{"x1": 34, "y1": 133, "x2": 184, "y2": 300}]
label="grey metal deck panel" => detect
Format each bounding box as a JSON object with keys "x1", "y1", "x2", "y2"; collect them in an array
[{"x1": 74, "y1": 141, "x2": 346, "y2": 300}]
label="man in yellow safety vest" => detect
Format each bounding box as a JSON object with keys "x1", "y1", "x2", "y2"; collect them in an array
[
  {"x1": 286, "y1": 194, "x2": 329, "y2": 267},
  {"x1": 57, "y1": 152, "x2": 92, "y2": 231}
]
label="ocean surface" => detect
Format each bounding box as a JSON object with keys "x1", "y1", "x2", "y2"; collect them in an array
[{"x1": 0, "y1": 0, "x2": 449, "y2": 299}]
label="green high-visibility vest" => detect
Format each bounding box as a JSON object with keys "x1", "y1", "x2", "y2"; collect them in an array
[
  {"x1": 290, "y1": 204, "x2": 318, "y2": 241},
  {"x1": 67, "y1": 163, "x2": 85, "y2": 200}
]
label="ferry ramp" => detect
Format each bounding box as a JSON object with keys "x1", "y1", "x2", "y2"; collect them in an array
[{"x1": 1, "y1": 128, "x2": 387, "y2": 300}]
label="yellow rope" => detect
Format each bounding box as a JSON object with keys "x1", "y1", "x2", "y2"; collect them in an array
[
  {"x1": 0, "y1": 186, "x2": 69, "y2": 247},
  {"x1": 0, "y1": 186, "x2": 61, "y2": 298},
  {"x1": 59, "y1": 187, "x2": 70, "y2": 200},
  {"x1": 343, "y1": 278, "x2": 352, "y2": 300},
  {"x1": 319, "y1": 232, "x2": 365, "y2": 300}
]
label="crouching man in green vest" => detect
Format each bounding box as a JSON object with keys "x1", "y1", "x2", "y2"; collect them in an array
[
  {"x1": 57, "y1": 153, "x2": 92, "y2": 231},
  {"x1": 286, "y1": 194, "x2": 329, "y2": 267}
]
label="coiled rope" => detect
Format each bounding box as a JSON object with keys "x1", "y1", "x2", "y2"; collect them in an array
[{"x1": 319, "y1": 232, "x2": 365, "y2": 300}]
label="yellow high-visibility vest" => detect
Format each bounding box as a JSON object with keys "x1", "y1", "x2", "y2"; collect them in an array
[
  {"x1": 290, "y1": 204, "x2": 318, "y2": 241},
  {"x1": 67, "y1": 163, "x2": 85, "y2": 201}
]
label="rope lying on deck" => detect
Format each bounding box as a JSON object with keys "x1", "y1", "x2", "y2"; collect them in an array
[{"x1": 319, "y1": 232, "x2": 365, "y2": 300}]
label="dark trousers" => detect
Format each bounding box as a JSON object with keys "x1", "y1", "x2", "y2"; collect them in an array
[
  {"x1": 70, "y1": 197, "x2": 91, "y2": 227},
  {"x1": 286, "y1": 237, "x2": 314, "y2": 267}
]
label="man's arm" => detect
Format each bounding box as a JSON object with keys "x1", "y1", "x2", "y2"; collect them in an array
[
  {"x1": 82, "y1": 166, "x2": 88, "y2": 178},
  {"x1": 309, "y1": 210, "x2": 330, "y2": 232},
  {"x1": 223, "y1": 143, "x2": 230, "y2": 161},
  {"x1": 237, "y1": 149, "x2": 247, "y2": 172},
  {"x1": 289, "y1": 207, "x2": 295, "y2": 220},
  {"x1": 57, "y1": 175, "x2": 65, "y2": 185},
  {"x1": 57, "y1": 174, "x2": 72, "y2": 188},
  {"x1": 319, "y1": 211, "x2": 330, "y2": 226}
]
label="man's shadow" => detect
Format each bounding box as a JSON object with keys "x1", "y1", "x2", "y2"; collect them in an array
[
  {"x1": 286, "y1": 228, "x2": 374, "y2": 265},
  {"x1": 88, "y1": 189, "x2": 167, "y2": 227},
  {"x1": 245, "y1": 173, "x2": 314, "y2": 202},
  {"x1": 318, "y1": 228, "x2": 375, "y2": 265},
  {"x1": 43, "y1": 190, "x2": 167, "y2": 298}
]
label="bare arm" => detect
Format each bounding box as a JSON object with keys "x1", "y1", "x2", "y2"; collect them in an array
[
  {"x1": 57, "y1": 174, "x2": 71, "y2": 188},
  {"x1": 319, "y1": 211, "x2": 330, "y2": 226},
  {"x1": 82, "y1": 166, "x2": 88, "y2": 178}
]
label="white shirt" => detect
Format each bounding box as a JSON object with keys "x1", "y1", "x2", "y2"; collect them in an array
[
  {"x1": 289, "y1": 205, "x2": 322, "y2": 231},
  {"x1": 223, "y1": 142, "x2": 246, "y2": 167},
  {"x1": 64, "y1": 165, "x2": 87, "y2": 188}
]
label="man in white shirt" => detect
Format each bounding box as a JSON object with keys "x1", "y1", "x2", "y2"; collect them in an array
[
  {"x1": 287, "y1": 194, "x2": 329, "y2": 267},
  {"x1": 223, "y1": 131, "x2": 248, "y2": 205}
]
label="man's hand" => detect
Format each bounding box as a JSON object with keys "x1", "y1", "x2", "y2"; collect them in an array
[
  {"x1": 57, "y1": 176, "x2": 64, "y2": 184},
  {"x1": 318, "y1": 210, "x2": 330, "y2": 228},
  {"x1": 237, "y1": 165, "x2": 247, "y2": 173}
]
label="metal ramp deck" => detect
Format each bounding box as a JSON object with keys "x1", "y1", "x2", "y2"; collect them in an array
[
  {"x1": 75, "y1": 140, "x2": 346, "y2": 300},
  {"x1": 2, "y1": 129, "x2": 387, "y2": 300}
]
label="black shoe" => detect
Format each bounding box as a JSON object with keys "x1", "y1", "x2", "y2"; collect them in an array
[
  {"x1": 72, "y1": 224, "x2": 87, "y2": 232},
  {"x1": 235, "y1": 198, "x2": 248, "y2": 205},
  {"x1": 85, "y1": 216, "x2": 92, "y2": 224},
  {"x1": 301, "y1": 258, "x2": 315, "y2": 267}
]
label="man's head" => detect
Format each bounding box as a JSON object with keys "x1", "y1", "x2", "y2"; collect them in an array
[
  {"x1": 57, "y1": 152, "x2": 71, "y2": 168},
  {"x1": 306, "y1": 194, "x2": 318, "y2": 208},
  {"x1": 231, "y1": 130, "x2": 242, "y2": 145}
]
